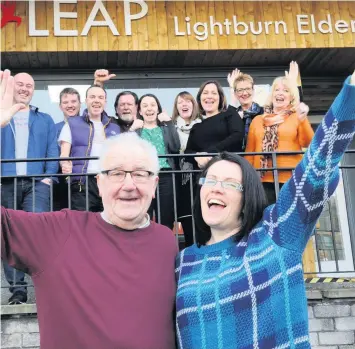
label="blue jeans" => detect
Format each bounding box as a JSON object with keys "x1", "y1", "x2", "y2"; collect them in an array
[{"x1": 1, "y1": 178, "x2": 50, "y2": 294}]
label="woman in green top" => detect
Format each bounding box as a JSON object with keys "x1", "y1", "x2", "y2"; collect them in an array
[{"x1": 137, "y1": 94, "x2": 181, "y2": 230}]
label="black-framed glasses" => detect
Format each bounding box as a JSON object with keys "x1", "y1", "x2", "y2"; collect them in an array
[
  {"x1": 100, "y1": 169, "x2": 155, "y2": 183},
  {"x1": 199, "y1": 177, "x2": 244, "y2": 192}
]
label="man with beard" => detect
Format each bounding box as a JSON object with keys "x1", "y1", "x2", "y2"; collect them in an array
[
  {"x1": 58, "y1": 85, "x2": 120, "y2": 211},
  {"x1": 1, "y1": 72, "x2": 58, "y2": 304},
  {"x1": 94, "y1": 69, "x2": 143, "y2": 132}
]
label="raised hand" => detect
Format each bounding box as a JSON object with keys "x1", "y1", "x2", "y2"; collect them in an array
[
  {"x1": 285, "y1": 61, "x2": 299, "y2": 85},
  {"x1": 158, "y1": 111, "x2": 171, "y2": 123},
  {"x1": 94, "y1": 69, "x2": 116, "y2": 87},
  {"x1": 351, "y1": 70, "x2": 355, "y2": 85},
  {"x1": 227, "y1": 68, "x2": 241, "y2": 88},
  {"x1": 295, "y1": 102, "x2": 309, "y2": 121},
  {"x1": 129, "y1": 119, "x2": 144, "y2": 131},
  {"x1": 0, "y1": 69, "x2": 26, "y2": 127}
]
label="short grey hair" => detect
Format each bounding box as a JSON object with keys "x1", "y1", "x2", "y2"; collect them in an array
[{"x1": 98, "y1": 132, "x2": 160, "y2": 174}]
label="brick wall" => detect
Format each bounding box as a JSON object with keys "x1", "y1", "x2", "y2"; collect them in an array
[
  {"x1": 307, "y1": 285, "x2": 355, "y2": 349},
  {"x1": 1, "y1": 317, "x2": 39, "y2": 349},
  {"x1": 1, "y1": 285, "x2": 355, "y2": 349}
]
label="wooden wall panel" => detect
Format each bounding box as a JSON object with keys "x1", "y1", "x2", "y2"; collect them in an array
[
  {"x1": 195, "y1": 1, "x2": 210, "y2": 50},
  {"x1": 15, "y1": 2, "x2": 26, "y2": 52},
  {"x1": 224, "y1": 2, "x2": 237, "y2": 50},
  {"x1": 339, "y1": 2, "x2": 354, "y2": 47},
  {"x1": 155, "y1": 1, "x2": 168, "y2": 50},
  {"x1": 329, "y1": 1, "x2": 345, "y2": 48},
  {"x1": 130, "y1": 3, "x2": 140, "y2": 50},
  {"x1": 1, "y1": 1, "x2": 354, "y2": 52},
  {"x1": 146, "y1": 1, "x2": 158, "y2": 51},
  {"x1": 175, "y1": 1, "x2": 188, "y2": 50},
  {"x1": 215, "y1": 1, "x2": 228, "y2": 50},
  {"x1": 45, "y1": 1, "x2": 57, "y2": 52},
  {"x1": 116, "y1": 1, "x2": 128, "y2": 51},
  {"x1": 166, "y1": 1, "x2": 179, "y2": 50},
  {"x1": 185, "y1": 1, "x2": 198, "y2": 50},
  {"x1": 97, "y1": 2, "x2": 109, "y2": 51}
]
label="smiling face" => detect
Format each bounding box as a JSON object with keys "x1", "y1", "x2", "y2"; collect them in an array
[
  {"x1": 200, "y1": 83, "x2": 220, "y2": 116},
  {"x1": 139, "y1": 96, "x2": 159, "y2": 125},
  {"x1": 235, "y1": 80, "x2": 254, "y2": 109},
  {"x1": 86, "y1": 86, "x2": 106, "y2": 118},
  {"x1": 97, "y1": 144, "x2": 158, "y2": 230},
  {"x1": 272, "y1": 82, "x2": 292, "y2": 112},
  {"x1": 60, "y1": 93, "x2": 81, "y2": 118},
  {"x1": 117, "y1": 94, "x2": 137, "y2": 123},
  {"x1": 177, "y1": 96, "x2": 194, "y2": 121},
  {"x1": 200, "y1": 160, "x2": 243, "y2": 233},
  {"x1": 13, "y1": 73, "x2": 34, "y2": 106}
]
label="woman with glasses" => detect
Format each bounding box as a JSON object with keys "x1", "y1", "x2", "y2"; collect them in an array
[
  {"x1": 175, "y1": 72, "x2": 355, "y2": 349},
  {"x1": 227, "y1": 70, "x2": 264, "y2": 151},
  {"x1": 136, "y1": 93, "x2": 180, "y2": 230},
  {"x1": 185, "y1": 80, "x2": 244, "y2": 170},
  {"x1": 227, "y1": 61, "x2": 302, "y2": 152}
]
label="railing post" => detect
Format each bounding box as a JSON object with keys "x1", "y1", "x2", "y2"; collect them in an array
[{"x1": 271, "y1": 152, "x2": 280, "y2": 199}]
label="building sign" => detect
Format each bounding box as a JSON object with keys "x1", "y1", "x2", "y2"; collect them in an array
[
  {"x1": 174, "y1": 14, "x2": 355, "y2": 41},
  {"x1": 28, "y1": 0, "x2": 147, "y2": 36},
  {"x1": 2, "y1": 1, "x2": 355, "y2": 52}
]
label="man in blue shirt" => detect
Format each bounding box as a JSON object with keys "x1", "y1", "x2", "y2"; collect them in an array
[{"x1": 1, "y1": 72, "x2": 58, "y2": 304}]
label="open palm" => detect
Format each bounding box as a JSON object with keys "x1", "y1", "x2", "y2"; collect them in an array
[{"x1": 0, "y1": 69, "x2": 25, "y2": 127}]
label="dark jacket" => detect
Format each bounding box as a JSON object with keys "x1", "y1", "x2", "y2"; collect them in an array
[
  {"x1": 185, "y1": 106, "x2": 244, "y2": 168},
  {"x1": 112, "y1": 117, "x2": 133, "y2": 133},
  {"x1": 68, "y1": 109, "x2": 120, "y2": 184},
  {"x1": 137, "y1": 121, "x2": 181, "y2": 170},
  {"x1": 1, "y1": 105, "x2": 59, "y2": 178}
]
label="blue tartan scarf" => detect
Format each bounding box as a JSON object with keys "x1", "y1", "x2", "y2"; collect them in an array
[{"x1": 237, "y1": 102, "x2": 263, "y2": 150}]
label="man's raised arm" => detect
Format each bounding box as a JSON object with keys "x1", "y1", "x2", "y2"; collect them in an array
[
  {"x1": 1, "y1": 208, "x2": 70, "y2": 275},
  {"x1": 0, "y1": 70, "x2": 70, "y2": 275}
]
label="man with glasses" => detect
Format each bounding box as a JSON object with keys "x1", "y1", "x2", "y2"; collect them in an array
[{"x1": 1, "y1": 70, "x2": 177, "y2": 349}]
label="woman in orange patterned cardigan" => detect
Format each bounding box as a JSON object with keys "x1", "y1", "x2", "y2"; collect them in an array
[{"x1": 245, "y1": 76, "x2": 314, "y2": 204}]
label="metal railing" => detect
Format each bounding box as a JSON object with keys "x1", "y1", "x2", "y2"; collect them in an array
[{"x1": 1, "y1": 151, "x2": 355, "y2": 303}]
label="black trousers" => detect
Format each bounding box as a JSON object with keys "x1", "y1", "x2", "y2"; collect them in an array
[
  {"x1": 53, "y1": 175, "x2": 69, "y2": 211},
  {"x1": 176, "y1": 173, "x2": 197, "y2": 248},
  {"x1": 71, "y1": 176, "x2": 103, "y2": 212},
  {"x1": 1, "y1": 178, "x2": 50, "y2": 294},
  {"x1": 263, "y1": 182, "x2": 284, "y2": 206},
  {"x1": 149, "y1": 171, "x2": 175, "y2": 230}
]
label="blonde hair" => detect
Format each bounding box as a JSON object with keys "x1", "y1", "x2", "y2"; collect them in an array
[
  {"x1": 264, "y1": 77, "x2": 300, "y2": 111},
  {"x1": 171, "y1": 91, "x2": 200, "y2": 122},
  {"x1": 233, "y1": 73, "x2": 254, "y2": 90}
]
